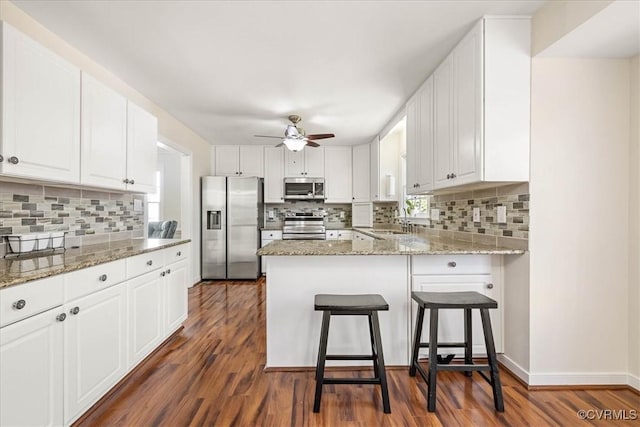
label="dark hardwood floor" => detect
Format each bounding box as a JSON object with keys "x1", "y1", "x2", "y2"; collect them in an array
[{"x1": 76, "y1": 278, "x2": 639, "y2": 426}]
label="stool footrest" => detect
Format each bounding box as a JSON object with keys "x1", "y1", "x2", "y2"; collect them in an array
[
  {"x1": 418, "y1": 342, "x2": 467, "y2": 348},
  {"x1": 326, "y1": 354, "x2": 375, "y2": 361},
  {"x1": 322, "y1": 378, "x2": 381, "y2": 385},
  {"x1": 435, "y1": 364, "x2": 490, "y2": 372}
]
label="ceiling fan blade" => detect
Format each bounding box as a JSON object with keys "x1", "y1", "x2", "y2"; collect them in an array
[
  {"x1": 275, "y1": 142, "x2": 284, "y2": 147},
  {"x1": 306, "y1": 133, "x2": 335, "y2": 140},
  {"x1": 306, "y1": 141, "x2": 320, "y2": 148},
  {"x1": 254, "y1": 134, "x2": 283, "y2": 139}
]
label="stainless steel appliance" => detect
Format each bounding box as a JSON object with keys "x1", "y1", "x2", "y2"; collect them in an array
[
  {"x1": 283, "y1": 177, "x2": 325, "y2": 200},
  {"x1": 282, "y1": 211, "x2": 326, "y2": 240},
  {"x1": 201, "y1": 176, "x2": 264, "y2": 279}
]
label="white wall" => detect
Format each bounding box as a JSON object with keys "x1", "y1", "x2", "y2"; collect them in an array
[
  {"x1": 157, "y1": 149, "x2": 182, "y2": 226},
  {"x1": 629, "y1": 55, "x2": 640, "y2": 388},
  {"x1": 529, "y1": 58, "x2": 630, "y2": 384},
  {"x1": 0, "y1": 1, "x2": 212, "y2": 284}
]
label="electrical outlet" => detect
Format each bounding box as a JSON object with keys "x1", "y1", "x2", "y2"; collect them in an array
[
  {"x1": 472, "y1": 207, "x2": 480, "y2": 223},
  {"x1": 267, "y1": 210, "x2": 275, "y2": 220},
  {"x1": 497, "y1": 205, "x2": 507, "y2": 224},
  {"x1": 430, "y1": 208, "x2": 440, "y2": 220},
  {"x1": 340, "y1": 211, "x2": 345, "y2": 219}
]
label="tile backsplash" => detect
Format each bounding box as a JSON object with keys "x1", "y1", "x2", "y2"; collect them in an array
[
  {"x1": 373, "y1": 202, "x2": 399, "y2": 224},
  {"x1": 265, "y1": 201, "x2": 352, "y2": 228},
  {"x1": 0, "y1": 180, "x2": 145, "y2": 255}
]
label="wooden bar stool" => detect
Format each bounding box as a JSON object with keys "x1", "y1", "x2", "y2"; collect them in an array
[
  {"x1": 409, "y1": 291, "x2": 504, "y2": 412},
  {"x1": 313, "y1": 294, "x2": 391, "y2": 414}
]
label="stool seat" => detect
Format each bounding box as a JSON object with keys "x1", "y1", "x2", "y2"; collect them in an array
[
  {"x1": 313, "y1": 293, "x2": 391, "y2": 414},
  {"x1": 412, "y1": 291, "x2": 497, "y2": 309},
  {"x1": 315, "y1": 294, "x2": 389, "y2": 311}
]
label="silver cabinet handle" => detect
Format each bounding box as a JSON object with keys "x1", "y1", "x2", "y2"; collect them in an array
[
  {"x1": 147, "y1": 260, "x2": 153, "y2": 266},
  {"x1": 8, "y1": 156, "x2": 19, "y2": 165},
  {"x1": 166, "y1": 269, "x2": 171, "y2": 275},
  {"x1": 451, "y1": 173, "x2": 456, "y2": 178},
  {"x1": 0, "y1": 154, "x2": 3, "y2": 162},
  {"x1": 447, "y1": 261, "x2": 457, "y2": 267},
  {"x1": 487, "y1": 283, "x2": 494, "y2": 289},
  {"x1": 177, "y1": 251, "x2": 182, "y2": 256},
  {"x1": 99, "y1": 274, "x2": 108, "y2": 282},
  {"x1": 123, "y1": 178, "x2": 130, "y2": 184},
  {"x1": 239, "y1": 171, "x2": 243, "y2": 175},
  {"x1": 56, "y1": 313, "x2": 67, "y2": 322},
  {"x1": 129, "y1": 179, "x2": 135, "y2": 184},
  {"x1": 70, "y1": 306, "x2": 80, "y2": 315},
  {"x1": 13, "y1": 299, "x2": 26, "y2": 310},
  {"x1": 161, "y1": 271, "x2": 166, "y2": 277}
]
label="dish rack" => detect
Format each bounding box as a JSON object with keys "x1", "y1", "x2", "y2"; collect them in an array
[{"x1": 4, "y1": 232, "x2": 66, "y2": 259}]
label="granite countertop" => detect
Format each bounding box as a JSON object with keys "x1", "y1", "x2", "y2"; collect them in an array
[
  {"x1": 257, "y1": 229, "x2": 524, "y2": 256},
  {"x1": 0, "y1": 238, "x2": 191, "y2": 289}
]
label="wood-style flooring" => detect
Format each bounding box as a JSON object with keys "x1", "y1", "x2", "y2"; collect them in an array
[{"x1": 76, "y1": 278, "x2": 639, "y2": 426}]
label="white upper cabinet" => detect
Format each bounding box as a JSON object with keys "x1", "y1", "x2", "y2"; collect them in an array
[
  {"x1": 126, "y1": 101, "x2": 158, "y2": 193},
  {"x1": 264, "y1": 146, "x2": 285, "y2": 203},
  {"x1": 1, "y1": 22, "x2": 81, "y2": 183},
  {"x1": 412, "y1": 17, "x2": 530, "y2": 192},
  {"x1": 214, "y1": 145, "x2": 264, "y2": 177},
  {"x1": 324, "y1": 146, "x2": 352, "y2": 204},
  {"x1": 284, "y1": 147, "x2": 324, "y2": 177},
  {"x1": 406, "y1": 76, "x2": 434, "y2": 195},
  {"x1": 352, "y1": 143, "x2": 371, "y2": 202},
  {"x1": 368, "y1": 138, "x2": 379, "y2": 201},
  {"x1": 81, "y1": 73, "x2": 128, "y2": 190},
  {"x1": 405, "y1": 93, "x2": 420, "y2": 195}
]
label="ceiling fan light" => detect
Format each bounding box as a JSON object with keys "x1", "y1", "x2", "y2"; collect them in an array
[
  {"x1": 285, "y1": 125, "x2": 299, "y2": 138},
  {"x1": 283, "y1": 138, "x2": 306, "y2": 152}
]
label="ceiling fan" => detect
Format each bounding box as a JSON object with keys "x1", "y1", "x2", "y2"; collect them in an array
[{"x1": 254, "y1": 115, "x2": 335, "y2": 152}]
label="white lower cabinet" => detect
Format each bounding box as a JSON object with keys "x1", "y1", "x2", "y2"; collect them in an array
[
  {"x1": 127, "y1": 270, "x2": 163, "y2": 367},
  {"x1": 164, "y1": 259, "x2": 188, "y2": 333},
  {"x1": 411, "y1": 255, "x2": 502, "y2": 357},
  {"x1": 260, "y1": 230, "x2": 282, "y2": 275},
  {"x1": 64, "y1": 283, "x2": 127, "y2": 424},
  {"x1": 0, "y1": 307, "x2": 64, "y2": 427}
]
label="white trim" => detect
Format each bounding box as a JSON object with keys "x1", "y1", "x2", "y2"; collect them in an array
[
  {"x1": 528, "y1": 372, "x2": 630, "y2": 386},
  {"x1": 498, "y1": 354, "x2": 530, "y2": 384},
  {"x1": 628, "y1": 373, "x2": 640, "y2": 391}
]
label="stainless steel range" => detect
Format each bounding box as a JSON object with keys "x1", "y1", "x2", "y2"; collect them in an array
[{"x1": 282, "y1": 211, "x2": 326, "y2": 240}]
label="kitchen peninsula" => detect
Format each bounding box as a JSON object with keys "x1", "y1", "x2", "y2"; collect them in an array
[{"x1": 258, "y1": 230, "x2": 524, "y2": 369}]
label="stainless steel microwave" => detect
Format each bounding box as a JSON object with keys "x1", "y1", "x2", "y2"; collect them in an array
[{"x1": 283, "y1": 178, "x2": 325, "y2": 200}]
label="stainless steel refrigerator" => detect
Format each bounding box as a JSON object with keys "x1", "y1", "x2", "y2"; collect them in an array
[{"x1": 201, "y1": 176, "x2": 264, "y2": 279}]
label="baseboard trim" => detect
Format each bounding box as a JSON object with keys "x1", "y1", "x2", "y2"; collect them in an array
[
  {"x1": 497, "y1": 354, "x2": 530, "y2": 385},
  {"x1": 528, "y1": 372, "x2": 630, "y2": 387},
  {"x1": 628, "y1": 373, "x2": 640, "y2": 392}
]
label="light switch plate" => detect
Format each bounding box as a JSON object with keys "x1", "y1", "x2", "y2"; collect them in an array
[
  {"x1": 430, "y1": 208, "x2": 440, "y2": 220},
  {"x1": 267, "y1": 210, "x2": 275, "y2": 220},
  {"x1": 340, "y1": 211, "x2": 345, "y2": 219},
  {"x1": 497, "y1": 205, "x2": 507, "y2": 223},
  {"x1": 472, "y1": 207, "x2": 480, "y2": 223},
  {"x1": 134, "y1": 199, "x2": 143, "y2": 211}
]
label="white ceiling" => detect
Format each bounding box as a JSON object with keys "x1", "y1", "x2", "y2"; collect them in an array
[
  {"x1": 539, "y1": 0, "x2": 640, "y2": 58},
  {"x1": 13, "y1": 0, "x2": 543, "y2": 146}
]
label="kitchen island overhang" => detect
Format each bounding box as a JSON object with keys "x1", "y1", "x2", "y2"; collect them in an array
[{"x1": 258, "y1": 234, "x2": 524, "y2": 370}]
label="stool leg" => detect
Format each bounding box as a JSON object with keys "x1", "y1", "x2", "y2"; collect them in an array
[
  {"x1": 427, "y1": 308, "x2": 439, "y2": 412},
  {"x1": 313, "y1": 311, "x2": 331, "y2": 412},
  {"x1": 409, "y1": 306, "x2": 425, "y2": 377},
  {"x1": 367, "y1": 313, "x2": 379, "y2": 376},
  {"x1": 464, "y1": 308, "x2": 473, "y2": 377},
  {"x1": 480, "y1": 308, "x2": 504, "y2": 412},
  {"x1": 370, "y1": 311, "x2": 391, "y2": 414}
]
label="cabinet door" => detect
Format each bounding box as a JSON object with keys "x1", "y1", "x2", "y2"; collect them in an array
[
  {"x1": 417, "y1": 77, "x2": 434, "y2": 191},
  {"x1": 214, "y1": 146, "x2": 240, "y2": 176},
  {"x1": 127, "y1": 270, "x2": 163, "y2": 367},
  {"x1": 411, "y1": 274, "x2": 502, "y2": 356},
  {"x1": 453, "y1": 21, "x2": 483, "y2": 185},
  {"x1": 81, "y1": 73, "x2": 127, "y2": 190},
  {"x1": 165, "y1": 259, "x2": 188, "y2": 334},
  {"x1": 433, "y1": 55, "x2": 454, "y2": 189},
  {"x1": 405, "y1": 92, "x2": 420, "y2": 195},
  {"x1": 304, "y1": 147, "x2": 325, "y2": 177},
  {"x1": 126, "y1": 101, "x2": 158, "y2": 193},
  {"x1": 64, "y1": 284, "x2": 127, "y2": 424},
  {"x1": 264, "y1": 147, "x2": 284, "y2": 203},
  {"x1": 369, "y1": 137, "x2": 379, "y2": 201},
  {"x1": 352, "y1": 144, "x2": 371, "y2": 202},
  {"x1": 0, "y1": 308, "x2": 64, "y2": 427},
  {"x1": 1, "y1": 23, "x2": 80, "y2": 183},
  {"x1": 284, "y1": 150, "x2": 305, "y2": 177},
  {"x1": 324, "y1": 146, "x2": 352, "y2": 203},
  {"x1": 239, "y1": 145, "x2": 264, "y2": 177}
]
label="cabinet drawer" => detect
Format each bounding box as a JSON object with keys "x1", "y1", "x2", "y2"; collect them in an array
[
  {"x1": 261, "y1": 230, "x2": 282, "y2": 239},
  {"x1": 64, "y1": 259, "x2": 126, "y2": 302},
  {"x1": 0, "y1": 276, "x2": 64, "y2": 328},
  {"x1": 126, "y1": 250, "x2": 164, "y2": 279},
  {"x1": 411, "y1": 255, "x2": 492, "y2": 275},
  {"x1": 164, "y1": 244, "x2": 188, "y2": 265},
  {"x1": 337, "y1": 230, "x2": 352, "y2": 240}
]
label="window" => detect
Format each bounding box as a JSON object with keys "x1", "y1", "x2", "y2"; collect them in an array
[
  {"x1": 400, "y1": 154, "x2": 430, "y2": 218},
  {"x1": 147, "y1": 170, "x2": 161, "y2": 222}
]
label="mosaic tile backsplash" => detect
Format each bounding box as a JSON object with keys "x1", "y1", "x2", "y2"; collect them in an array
[
  {"x1": 0, "y1": 180, "x2": 145, "y2": 255},
  {"x1": 265, "y1": 201, "x2": 352, "y2": 228},
  {"x1": 374, "y1": 202, "x2": 399, "y2": 224}
]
